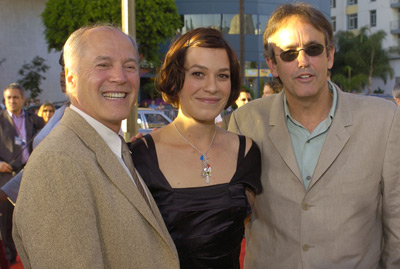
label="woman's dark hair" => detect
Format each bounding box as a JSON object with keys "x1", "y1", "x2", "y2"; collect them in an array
[{"x1": 156, "y1": 27, "x2": 241, "y2": 109}]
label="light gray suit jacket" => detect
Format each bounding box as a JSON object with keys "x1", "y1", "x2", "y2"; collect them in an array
[
  {"x1": 13, "y1": 108, "x2": 179, "y2": 268},
  {"x1": 229, "y1": 86, "x2": 400, "y2": 268}
]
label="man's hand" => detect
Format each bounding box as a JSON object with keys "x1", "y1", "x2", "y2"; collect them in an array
[
  {"x1": 129, "y1": 128, "x2": 158, "y2": 143},
  {"x1": 0, "y1": 162, "x2": 12, "y2": 173},
  {"x1": 0, "y1": 190, "x2": 8, "y2": 204},
  {"x1": 129, "y1": 132, "x2": 144, "y2": 143}
]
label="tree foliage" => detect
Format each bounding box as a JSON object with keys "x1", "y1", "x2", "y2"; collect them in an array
[
  {"x1": 141, "y1": 78, "x2": 161, "y2": 100},
  {"x1": 18, "y1": 56, "x2": 50, "y2": 99},
  {"x1": 332, "y1": 27, "x2": 393, "y2": 93},
  {"x1": 41, "y1": 0, "x2": 182, "y2": 63}
]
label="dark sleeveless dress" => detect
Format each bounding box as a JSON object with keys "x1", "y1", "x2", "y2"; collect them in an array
[{"x1": 130, "y1": 134, "x2": 262, "y2": 269}]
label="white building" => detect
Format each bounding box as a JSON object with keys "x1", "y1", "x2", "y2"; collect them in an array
[
  {"x1": 331, "y1": 0, "x2": 400, "y2": 94},
  {"x1": 0, "y1": 0, "x2": 66, "y2": 103}
]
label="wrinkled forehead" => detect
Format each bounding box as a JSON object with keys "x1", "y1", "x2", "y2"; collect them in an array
[
  {"x1": 84, "y1": 28, "x2": 137, "y2": 56},
  {"x1": 269, "y1": 15, "x2": 328, "y2": 47},
  {"x1": 4, "y1": 88, "x2": 23, "y2": 98},
  {"x1": 268, "y1": 18, "x2": 325, "y2": 49}
]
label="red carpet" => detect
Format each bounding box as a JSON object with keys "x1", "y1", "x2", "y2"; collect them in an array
[
  {"x1": 6, "y1": 242, "x2": 245, "y2": 269},
  {"x1": 240, "y1": 238, "x2": 246, "y2": 269},
  {"x1": 10, "y1": 255, "x2": 23, "y2": 269}
]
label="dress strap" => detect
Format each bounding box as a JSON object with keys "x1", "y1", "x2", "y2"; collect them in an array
[{"x1": 237, "y1": 135, "x2": 246, "y2": 166}]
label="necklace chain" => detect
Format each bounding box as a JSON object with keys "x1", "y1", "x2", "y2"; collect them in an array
[{"x1": 173, "y1": 122, "x2": 217, "y2": 183}]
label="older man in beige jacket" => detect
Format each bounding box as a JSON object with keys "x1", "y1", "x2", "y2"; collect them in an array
[{"x1": 13, "y1": 25, "x2": 179, "y2": 268}]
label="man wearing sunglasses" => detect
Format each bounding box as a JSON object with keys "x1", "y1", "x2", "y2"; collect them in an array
[
  {"x1": 235, "y1": 89, "x2": 252, "y2": 108},
  {"x1": 229, "y1": 3, "x2": 400, "y2": 268}
]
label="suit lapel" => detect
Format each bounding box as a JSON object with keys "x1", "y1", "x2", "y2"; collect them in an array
[
  {"x1": 3, "y1": 111, "x2": 17, "y2": 137},
  {"x1": 61, "y1": 109, "x2": 173, "y2": 248},
  {"x1": 308, "y1": 86, "x2": 352, "y2": 190},
  {"x1": 269, "y1": 93, "x2": 302, "y2": 183},
  {"x1": 24, "y1": 112, "x2": 34, "y2": 143}
]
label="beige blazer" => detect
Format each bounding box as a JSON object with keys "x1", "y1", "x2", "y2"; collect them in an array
[
  {"x1": 229, "y1": 85, "x2": 400, "y2": 268},
  {"x1": 13, "y1": 108, "x2": 179, "y2": 268}
]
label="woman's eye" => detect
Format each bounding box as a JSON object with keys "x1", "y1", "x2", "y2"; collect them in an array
[
  {"x1": 219, "y1": 74, "x2": 230, "y2": 79},
  {"x1": 192, "y1": 72, "x2": 204, "y2": 77}
]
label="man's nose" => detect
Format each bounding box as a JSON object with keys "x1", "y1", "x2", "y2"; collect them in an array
[
  {"x1": 297, "y1": 50, "x2": 310, "y2": 68},
  {"x1": 110, "y1": 66, "x2": 128, "y2": 83}
]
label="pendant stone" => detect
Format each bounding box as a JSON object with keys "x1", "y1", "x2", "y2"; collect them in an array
[{"x1": 200, "y1": 154, "x2": 211, "y2": 183}]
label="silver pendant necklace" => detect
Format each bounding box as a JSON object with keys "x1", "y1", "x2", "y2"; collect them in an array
[{"x1": 173, "y1": 122, "x2": 217, "y2": 183}]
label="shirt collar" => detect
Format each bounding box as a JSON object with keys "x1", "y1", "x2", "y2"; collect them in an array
[
  {"x1": 284, "y1": 81, "x2": 337, "y2": 121},
  {"x1": 70, "y1": 105, "x2": 123, "y2": 158},
  {"x1": 8, "y1": 109, "x2": 25, "y2": 119}
]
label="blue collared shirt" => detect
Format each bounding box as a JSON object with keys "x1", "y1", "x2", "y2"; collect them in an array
[
  {"x1": 284, "y1": 81, "x2": 337, "y2": 190},
  {"x1": 8, "y1": 110, "x2": 29, "y2": 163}
]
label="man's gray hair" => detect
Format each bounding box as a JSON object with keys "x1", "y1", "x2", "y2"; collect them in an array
[
  {"x1": 63, "y1": 23, "x2": 139, "y2": 70},
  {"x1": 4, "y1": 82, "x2": 25, "y2": 98},
  {"x1": 62, "y1": 23, "x2": 139, "y2": 99}
]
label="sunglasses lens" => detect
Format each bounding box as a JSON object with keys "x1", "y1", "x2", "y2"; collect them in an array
[
  {"x1": 279, "y1": 44, "x2": 325, "y2": 62},
  {"x1": 305, "y1": 44, "x2": 325, "y2": 56},
  {"x1": 280, "y1": 50, "x2": 298, "y2": 62}
]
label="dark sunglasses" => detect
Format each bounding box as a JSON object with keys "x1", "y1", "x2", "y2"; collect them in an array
[
  {"x1": 241, "y1": 98, "x2": 252, "y2": 102},
  {"x1": 276, "y1": 43, "x2": 326, "y2": 62}
]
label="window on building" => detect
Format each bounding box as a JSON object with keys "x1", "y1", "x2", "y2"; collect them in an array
[
  {"x1": 181, "y1": 14, "x2": 257, "y2": 35},
  {"x1": 370, "y1": 10, "x2": 376, "y2": 27},
  {"x1": 348, "y1": 14, "x2": 358, "y2": 29},
  {"x1": 258, "y1": 15, "x2": 269, "y2": 35},
  {"x1": 348, "y1": 0, "x2": 357, "y2": 5},
  {"x1": 331, "y1": 0, "x2": 336, "y2": 8},
  {"x1": 332, "y1": 16, "x2": 336, "y2": 31}
]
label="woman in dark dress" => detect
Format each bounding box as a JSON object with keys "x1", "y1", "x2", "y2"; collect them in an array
[{"x1": 130, "y1": 28, "x2": 262, "y2": 268}]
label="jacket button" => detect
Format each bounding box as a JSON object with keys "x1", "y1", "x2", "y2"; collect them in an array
[{"x1": 302, "y1": 203, "x2": 310, "y2": 210}]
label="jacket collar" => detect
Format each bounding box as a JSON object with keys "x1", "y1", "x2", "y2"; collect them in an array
[{"x1": 59, "y1": 108, "x2": 177, "y2": 251}]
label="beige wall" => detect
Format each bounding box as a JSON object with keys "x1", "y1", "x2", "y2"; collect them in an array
[{"x1": 0, "y1": 0, "x2": 66, "y2": 103}]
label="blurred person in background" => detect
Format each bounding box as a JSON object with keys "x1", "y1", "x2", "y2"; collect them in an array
[
  {"x1": 0, "y1": 52, "x2": 67, "y2": 205},
  {"x1": 262, "y1": 79, "x2": 282, "y2": 97},
  {"x1": 393, "y1": 83, "x2": 400, "y2": 106},
  {"x1": 0, "y1": 83, "x2": 44, "y2": 264},
  {"x1": 37, "y1": 102, "x2": 55, "y2": 124},
  {"x1": 235, "y1": 88, "x2": 252, "y2": 107},
  {"x1": 218, "y1": 88, "x2": 252, "y2": 129}
]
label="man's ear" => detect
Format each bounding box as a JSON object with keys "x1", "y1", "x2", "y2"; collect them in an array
[
  {"x1": 65, "y1": 67, "x2": 78, "y2": 98},
  {"x1": 65, "y1": 67, "x2": 76, "y2": 87},
  {"x1": 266, "y1": 58, "x2": 279, "y2": 78},
  {"x1": 327, "y1": 46, "x2": 335, "y2": 70}
]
